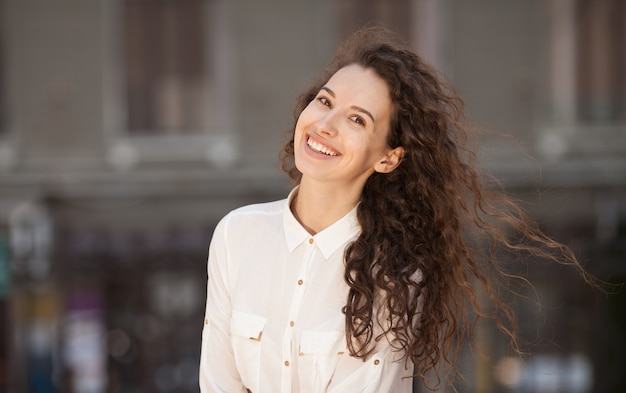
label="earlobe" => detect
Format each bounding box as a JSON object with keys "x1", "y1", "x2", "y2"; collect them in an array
[{"x1": 374, "y1": 147, "x2": 405, "y2": 174}]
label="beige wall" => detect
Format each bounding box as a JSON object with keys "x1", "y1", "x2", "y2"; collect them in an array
[
  {"x1": 0, "y1": 0, "x2": 623, "y2": 222},
  {"x1": 3, "y1": 0, "x2": 104, "y2": 170}
]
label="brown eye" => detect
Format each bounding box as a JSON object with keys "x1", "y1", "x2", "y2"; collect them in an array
[
  {"x1": 350, "y1": 115, "x2": 366, "y2": 126},
  {"x1": 318, "y1": 97, "x2": 331, "y2": 107}
]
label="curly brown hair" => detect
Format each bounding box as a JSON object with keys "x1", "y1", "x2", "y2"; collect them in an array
[{"x1": 280, "y1": 27, "x2": 595, "y2": 389}]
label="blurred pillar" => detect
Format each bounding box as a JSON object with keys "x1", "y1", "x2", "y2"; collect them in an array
[
  {"x1": 411, "y1": 0, "x2": 447, "y2": 72},
  {"x1": 580, "y1": 0, "x2": 614, "y2": 122},
  {"x1": 546, "y1": 0, "x2": 577, "y2": 125}
]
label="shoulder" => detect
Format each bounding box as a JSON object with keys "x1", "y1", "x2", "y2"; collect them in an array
[
  {"x1": 217, "y1": 199, "x2": 287, "y2": 232},
  {"x1": 229, "y1": 199, "x2": 286, "y2": 216},
  {"x1": 211, "y1": 199, "x2": 287, "y2": 251},
  {"x1": 226, "y1": 199, "x2": 285, "y2": 220}
]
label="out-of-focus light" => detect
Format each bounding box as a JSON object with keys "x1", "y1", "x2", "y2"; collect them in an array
[
  {"x1": 154, "y1": 363, "x2": 176, "y2": 393},
  {"x1": 132, "y1": 313, "x2": 163, "y2": 342},
  {"x1": 204, "y1": 136, "x2": 239, "y2": 168},
  {"x1": 175, "y1": 357, "x2": 200, "y2": 389},
  {"x1": 105, "y1": 329, "x2": 131, "y2": 358},
  {"x1": 497, "y1": 353, "x2": 594, "y2": 393},
  {"x1": 531, "y1": 355, "x2": 561, "y2": 392},
  {"x1": 538, "y1": 132, "x2": 568, "y2": 160},
  {"x1": 495, "y1": 356, "x2": 524, "y2": 387},
  {"x1": 564, "y1": 354, "x2": 593, "y2": 393},
  {"x1": 107, "y1": 142, "x2": 138, "y2": 171}
]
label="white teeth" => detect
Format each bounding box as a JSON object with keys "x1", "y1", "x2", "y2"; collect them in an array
[{"x1": 307, "y1": 137, "x2": 338, "y2": 156}]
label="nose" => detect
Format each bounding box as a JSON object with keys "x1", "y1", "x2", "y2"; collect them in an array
[{"x1": 315, "y1": 111, "x2": 339, "y2": 137}]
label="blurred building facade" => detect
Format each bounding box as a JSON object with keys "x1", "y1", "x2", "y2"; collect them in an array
[{"x1": 0, "y1": 0, "x2": 624, "y2": 392}]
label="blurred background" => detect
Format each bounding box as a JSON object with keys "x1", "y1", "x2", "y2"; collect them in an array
[{"x1": 0, "y1": 0, "x2": 624, "y2": 392}]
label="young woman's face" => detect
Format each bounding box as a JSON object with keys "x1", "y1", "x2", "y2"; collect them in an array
[{"x1": 294, "y1": 64, "x2": 401, "y2": 189}]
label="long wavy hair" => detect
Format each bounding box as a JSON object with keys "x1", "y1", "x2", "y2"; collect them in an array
[{"x1": 280, "y1": 27, "x2": 595, "y2": 389}]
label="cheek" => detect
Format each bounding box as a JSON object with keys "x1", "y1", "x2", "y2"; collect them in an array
[
  {"x1": 341, "y1": 135, "x2": 373, "y2": 161},
  {"x1": 359, "y1": 137, "x2": 390, "y2": 164},
  {"x1": 293, "y1": 113, "x2": 311, "y2": 156},
  {"x1": 294, "y1": 109, "x2": 314, "y2": 139},
  {"x1": 370, "y1": 126, "x2": 393, "y2": 152}
]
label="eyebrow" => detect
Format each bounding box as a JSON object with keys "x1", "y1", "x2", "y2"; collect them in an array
[{"x1": 320, "y1": 86, "x2": 376, "y2": 123}]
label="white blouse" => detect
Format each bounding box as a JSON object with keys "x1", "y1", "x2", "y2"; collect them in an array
[{"x1": 199, "y1": 190, "x2": 414, "y2": 393}]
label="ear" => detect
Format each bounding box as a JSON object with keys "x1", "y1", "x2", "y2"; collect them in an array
[{"x1": 374, "y1": 147, "x2": 404, "y2": 174}]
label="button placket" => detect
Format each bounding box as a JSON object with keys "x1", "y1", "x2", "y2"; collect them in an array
[{"x1": 281, "y1": 238, "x2": 317, "y2": 391}]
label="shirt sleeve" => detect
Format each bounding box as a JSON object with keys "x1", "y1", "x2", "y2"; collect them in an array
[{"x1": 199, "y1": 215, "x2": 247, "y2": 393}]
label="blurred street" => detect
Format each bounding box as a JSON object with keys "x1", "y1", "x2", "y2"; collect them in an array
[{"x1": 0, "y1": 0, "x2": 624, "y2": 392}]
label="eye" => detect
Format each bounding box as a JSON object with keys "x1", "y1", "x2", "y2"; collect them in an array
[
  {"x1": 350, "y1": 114, "x2": 366, "y2": 127},
  {"x1": 317, "y1": 96, "x2": 331, "y2": 107}
]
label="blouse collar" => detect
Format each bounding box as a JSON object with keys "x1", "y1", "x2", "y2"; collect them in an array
[{"x1": 283, "y1": 187, "x2": 361, "y2": 259}]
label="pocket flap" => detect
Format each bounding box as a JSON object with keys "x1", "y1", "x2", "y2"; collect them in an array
[
  {"x1": 299, "y1": 331, "x2": 344, "y2": 355},
  {"x1": 231, "y1": 311, "x2": 266, "y2": 341}
]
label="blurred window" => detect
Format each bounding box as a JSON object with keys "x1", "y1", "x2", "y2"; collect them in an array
[
  {"x1": 575, "y1": 0, "x2": 626, "y2": 123},
  {"x1": 547, "y1": 0, "x2": 626, "y2": 125},
  {"x1": 125, "y1": 0, "x2": 207, "y2": 134},
  {"x1": 541, "y1": 0, "x2": 626, "y2": 160},
  {"x1": 103, "y1": 0, "x2": 236, "y2": 166},
  {"x1": 123, "y1": 0, "x2": 233, "y2": 136}
]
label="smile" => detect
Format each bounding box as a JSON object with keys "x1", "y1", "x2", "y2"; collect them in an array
[{"x1": 307, "y1": 136, "x2": 339, "y2": 156}]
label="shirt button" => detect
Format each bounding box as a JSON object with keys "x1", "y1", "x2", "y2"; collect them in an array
[
  {"x1": 308, "y1": 238, "x2": 314, "y2": 244},
  {"x1": 204, "y1": 319, "x2": 209, "y2": 325},
  {"x1": 373, "y1": 359, "x2": 380, "y2": 365},
  {"x1": 289, "y1": 321, "x2": 295, "y2": 327},
  {"x1": 297, "y1": 279, "x2": 303, "y2": 285},
  {"x1": 284, "y1": 360, "x2": 290, "y2": 367}
]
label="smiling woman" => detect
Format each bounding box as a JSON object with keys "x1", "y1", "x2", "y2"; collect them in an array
[
  {"x1": 199, "y1": 27, "x2": 597, "y2": 393},
  {"x1": 292, "y1": 64, "x2": 403, "y2": 217}
]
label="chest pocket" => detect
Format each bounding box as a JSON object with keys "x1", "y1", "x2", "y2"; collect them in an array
[
  {"x1": 231, "y1": 311, "x2": 266, "y2": 392},
  {"x1": 297, "y1": 331, "x2": 345, "y2": 392}
]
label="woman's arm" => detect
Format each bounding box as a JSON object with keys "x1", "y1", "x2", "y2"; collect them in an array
[{"x1": 199, "y1": 216, "x2": 247, "y2": 393}]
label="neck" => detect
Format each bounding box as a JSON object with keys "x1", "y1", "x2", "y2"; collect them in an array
[{"x1": 291, "y1": 178, "x2": 362, "y2": 235}]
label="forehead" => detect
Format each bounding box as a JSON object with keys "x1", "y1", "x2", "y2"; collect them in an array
[{"x1": 325, "y1": 64, "x2": 393, "y2": 116}]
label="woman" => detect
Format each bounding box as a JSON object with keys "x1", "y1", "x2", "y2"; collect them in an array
[{"x1": 199, "y1": 28, "x2": 593, "y2": 392}]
